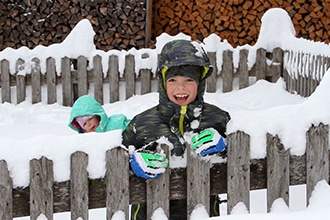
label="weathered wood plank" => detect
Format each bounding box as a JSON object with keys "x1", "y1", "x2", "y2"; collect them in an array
[
  {"x1": 106, "y1": 147, "x2": 129, "y2": 220},
  {"x1": 109, "y1": 55, "x2": 119, "y2": 103},
  {"x1": 1, "y1": 59, "x2": 11, "y2": 103},
  {"x1": 227, "y1": 131, "x2": 250, "y2": 214},
  {"x1": 77, "y1": 56, "x2": 88, "y2": 98},
  {"x1": 31, "y1": 57, "x2": 41, "y2": 104},
  {"x1": 267, "y1": 133, "x2": 289, "y2": 212},
  {"x1": 46, "y1": 57, "x2": 56, "y2": 104},
  {"x1": 306, "y1": 123, "x2": 329, "y2": 205},
  {"x1": 0, "y1": 160, "x2": 13, "y2": 220},
  {"x1": 255, "y1": 48, "x2": 266, "y2": 81},
  {"x1": 30, "y1": 157, "x2": 53, "y2": 220},
  {"x1": 206, "y1": 52, "x2": 217, "y2": 92},
  {"x1": 147, "y1": 144, "x2": 170, "y2": 219},
  {"x1": 61, "y1": 57, "x2": 72, "y2": 106},
  {"x1": 125, "y1": 54, "x2": 136, "y2": 99},
  {"x1": 222, "y1": 50, "x2": 233, "y2": 93},
  {"x1": 16, "y1": 58, "x2": 26, "y2": 104},
  {"x1": 238, "y1": 49, "x2": 249, "y2": 89},
  {"x1": 140, "y1": 69, "x2": 152, "y2": 95},
  {"x1": 93, "y1": 55, "x2": 104, "y2": 104},
  {"x1": 71, "y1": 151, "x2": 89, "y2": 220},
  {"x1": 187, "y1": 144, "x2": 210, "y2": 219}
]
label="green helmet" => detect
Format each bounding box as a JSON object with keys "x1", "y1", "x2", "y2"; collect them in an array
[{"x1": 157, "y1": 39, "x2": 213, "y2": 79}]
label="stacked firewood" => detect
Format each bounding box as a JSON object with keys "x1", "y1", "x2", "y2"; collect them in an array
[
  {"x1": 0, "y1": 0, "x2": 147, "y2": 51},
  {"x1": 0, "y1": 0, "x2": 329, "y2": 51},
  {"x1": 153, "y1": 0, "x2": 330, "y2": 47}
]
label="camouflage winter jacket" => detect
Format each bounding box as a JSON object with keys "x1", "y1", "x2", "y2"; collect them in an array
[{"x1": 122, "y1": 67, "x2": 230, "y2": 156}]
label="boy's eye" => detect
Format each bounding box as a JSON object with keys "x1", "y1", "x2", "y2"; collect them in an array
[
  {"x1": 186, "y1": 78, "x2": 194, "y2": 82},
  {"x1": 167, "y1": 78, "x2": 176, "y2": 82}
]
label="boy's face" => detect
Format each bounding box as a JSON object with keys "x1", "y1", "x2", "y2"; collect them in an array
[
  {"x1": 83, "y1": 117, "x2": 100, "y2": 132},
  {"x1": 166, "y1": 75, "x2": 198, "y2": 106}
]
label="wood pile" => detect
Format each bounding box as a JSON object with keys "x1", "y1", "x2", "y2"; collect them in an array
[
  {"x1": 0, "y1": 0, "x2": 329, "y2": 51},
  {"x1": 0, "y1": 0, "x2": 147, "y2": 51},
  {"x1": 153, "y1": 0, "x2": 330, "y2": 47}
]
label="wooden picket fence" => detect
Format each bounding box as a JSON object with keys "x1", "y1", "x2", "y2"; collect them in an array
[
  {"x1": 0, "y1": 123, "x2": 328, "y2": 219},
  {"x1": 1, "y1": 47, "x2": 329, "y2": 106}
]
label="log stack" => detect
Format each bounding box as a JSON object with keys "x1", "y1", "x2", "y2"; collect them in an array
[
  {"x1": 153, "y1": 0, "x2": 330, "y2": 47},
  {"x1": 0, "y1": 0, "x2": 329, "y2": 51},
  {"x1": 0, "y1": 0, "x2": 147, "y2": 51}
]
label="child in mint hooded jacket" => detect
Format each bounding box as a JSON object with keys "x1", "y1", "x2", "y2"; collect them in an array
[{"x1": 68, "y1": 95, "x2": 130, "y2": 133}]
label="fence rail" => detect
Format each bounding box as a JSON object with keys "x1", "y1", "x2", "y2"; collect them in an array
[
  {"x1": 1, "y1": 48, "x2": 329, "y2": 106},
  {"x1": 0, "y1": 123, "x2": 328, "y2": 219}
]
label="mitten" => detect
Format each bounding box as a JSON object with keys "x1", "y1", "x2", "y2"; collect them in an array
[
  {"x1": 129, "y1": 146, "x2": 168, "y2": 179},
  {"x1": 191, "y1": 128, "x2": 226, "y2": 157}
]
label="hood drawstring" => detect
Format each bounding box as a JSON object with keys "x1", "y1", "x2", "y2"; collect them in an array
[{"x1": 179, "y1": 106, "x2": 187, "y2": 135}]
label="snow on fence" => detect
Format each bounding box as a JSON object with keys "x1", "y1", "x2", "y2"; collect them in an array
[
  {"x1": 1, "y1": 47, "x2": 330, "y2": 106},
  {"x1": 0, "y1": 123, "x2": 328, "y2": 219}
]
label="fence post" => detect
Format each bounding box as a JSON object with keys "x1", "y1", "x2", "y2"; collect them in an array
[
  {"x1": 0, "y1": 160, "x2": 13, "y2": 220},
  {"x1": 46, "y1": 57, "x2": 57, "y2": 104},
  {"x1": 109, "y1": 55, "x2": 120, "y2": 103},
  {"x1": 206, "y1": 52, "x2": 217, "y2": 92},
  {"x1": 269, "y1": 47, "x2": 283, "y2": 83},
  {"x1": 106, "y1": 147, "x2": 129, "y2": 220},
  {"x1": 1, "y1": 59, "x2": 10, "y2": 103},
  {"x1": 222, "y1": 50, "x2": 233, "y2": 93},
  {"x1": 187, "y1": 143, "x2": 210, "y2": 219},
  {"x1": 255, "y1": 48, "x2": 266, "y2": 81},
  {"x1": 238, "y1": 49, "x2": 249, "y2": 89},
  {"x1": 227, "y1": 131, "x2": 250, "y2": 214},
  {"x1": 70, "y1": 151, "x2": 89, "y2": 220},
  {"x1": 306, "y1": 123, "x2": 329, "y2": 205},
  {"x1": 125, "y1": 54, "x2": 135, "y2": 100},
  {"x1": 62, "y1": 57, "x2": 73, "y2": 106},
  {"x1": 16, "y1": 58, "x2": 26, "y2": 104},
  {"x1": 30, "y1": 156, "x2": 53, "y2": 220},
  {"x1": 93, "y1": 55, "x2": 104, "y2": 104},
  {"x1": 266, "y1": 133, "x2": 289, "y2": 212},
  {"x1": 31, "y1": 57, "x2": 41, "y2": 104},
  {"x1": 147, "y1": 144, "x2": 170, "y2": 219},
  {"x1": 77, "y1": 56, "x2": 88, "y2": 98}
]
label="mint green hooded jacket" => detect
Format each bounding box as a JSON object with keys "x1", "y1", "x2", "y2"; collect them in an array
[{"x1": 68, "y1": 95, "x2": 130, "y2": 133}]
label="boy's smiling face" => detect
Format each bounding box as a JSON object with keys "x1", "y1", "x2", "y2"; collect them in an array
[{"x1": 166, "y1": 75, "x2": 198, "y2": 106}]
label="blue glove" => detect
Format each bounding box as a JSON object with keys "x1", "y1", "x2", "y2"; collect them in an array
[
  {"x1": 191, "y1": 128, "x2": 226, "y2": 157},
  {"x1": 129, "y1": 146, "x2": 168, "y2": 179}
]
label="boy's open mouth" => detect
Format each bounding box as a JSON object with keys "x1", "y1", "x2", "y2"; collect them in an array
[{"x1": 174, "y1": 94, "x2": 188, "y2": 102}]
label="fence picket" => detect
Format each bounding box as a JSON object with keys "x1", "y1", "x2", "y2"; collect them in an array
[
  {"x1": 238, "y1": 49, "x2": 249, "y2": 89},
  {"x1": 71, "y1": 151, "x2": 89, "y2": 220},
  {"x1": 125, "y1": 54, "x2": 135, "y2": 100},
  {"x1": 106, "y1": 147, "x2": 129, "y2": 220},
  {"x1": 46, "y1": 57, "x2": 57, "y2": 104},
  {"x1": 227, "y1": 131, "x2": 250, "y2": 214},
  {"x1": 93, "y1": 55, "x2": 104, "y2": 104},
  {"x1": 206, "y1": 52, "x2": 217, "y2": 92},
  {"x1": 1, "y1": 59, "x2": 10, "y2": 103},
  {"x1": 77, "y1": 56, "x2": 88, "y2": 98},
  {"x1": 30, "y1": 156, "x2": 53, "y2": 220},
  {"x1": 16, "y1": 58, "x2": 26, "y2": 104},
  {"x1": 61, "y1": 57, "x2": 72, "y2": 106},
  {"x1": 187, "y1": 144, "x2": 210, "y2": 219},
  {"x1": 147, "y1": 144, "x2": 170, "y2": 219},
  {"x1": 222, "y1": 50, "x2": 233, "y2": 93},
  {"x1": 266, "y1": 133, "x2": 289, "y2": 212},
  {"x1": 109, "y1": 55, "x2": 120, "y2": 103},
  {"x1": 31, "y1": 57, "x2": 41, "y2": 104},
  {"x1": 256, "y1": 48, "x2": 266, "y2": 81},
  {"x1": 0, "y1": 160, "x2": 12, "y2": 220},
  {"x1": 306, "y1": 123, "x2": 329, "y2": 205}
]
